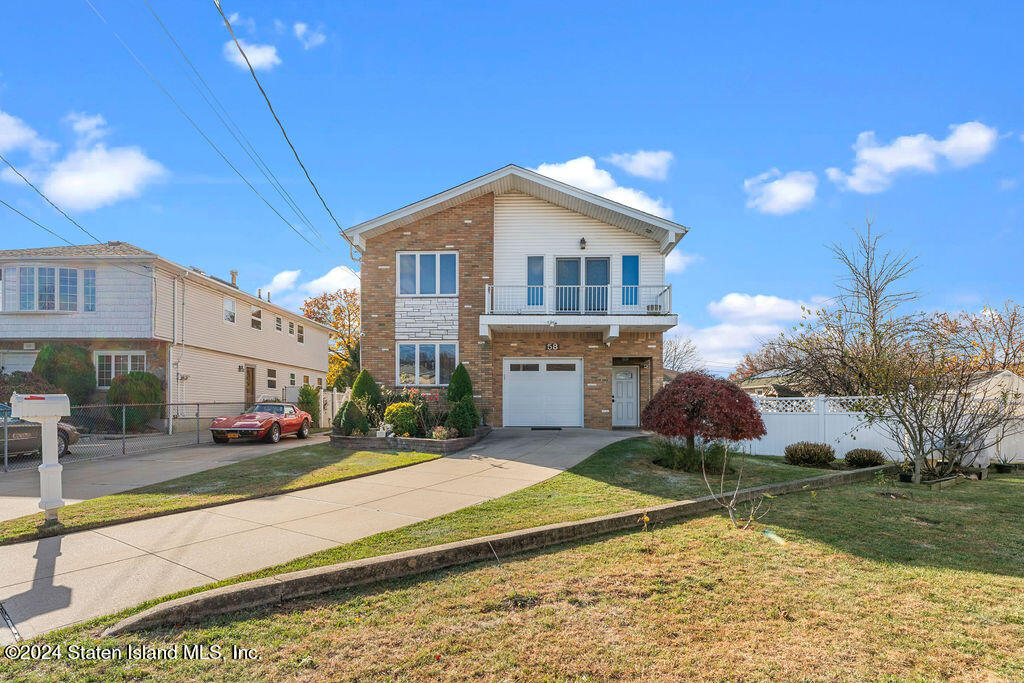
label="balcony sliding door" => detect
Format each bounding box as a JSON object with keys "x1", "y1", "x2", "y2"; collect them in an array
[
  {"x1": 584, "y1": 257, "x2": 609, "y2": 313},
  {"x1": 555, "y1": 258, "x2": 580, "y2": 313}
]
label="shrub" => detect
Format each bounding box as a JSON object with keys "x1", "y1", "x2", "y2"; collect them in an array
[
  {"x1": 106, "y1": 371, "x2": 162, "y2": 432},
  {"x1": 445, "y1": 396, "x2": 478, "y2": 437},
  {"x1": 0, "y1": 371, "x2": 58, "y2": 404},
  {"x1": 32, "y1": 343, "x2": 96, "y2": 404},
  {"x1": 351, "y1": 369, "x2": 382, "y2": 408},
  {"x1": 297, "y1": 384, "x2": 320, "y2": 427},
  {"x1": 784, "y1": 441, "x2": 836, "y2": 467},
  {"x1": 431, "y1": 425, "x2": 453, "y2": 440},
  {"x1": 384, "y1": 402, "x2": 419, "y2": 437},
  {"x1": 651, "y1": 436, "x2": 729, "y2": 472},
  {"x1": 845, "y1": 448, "x2": 885, "y2": 468},
  {"x1": 446, "y1": 363, "x2": 473, "y2": 404},
  {"x1": 332, "y1": 400, "x2": 369, "y2": 436}
]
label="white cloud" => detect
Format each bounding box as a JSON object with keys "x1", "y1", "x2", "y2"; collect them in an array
[
  {"x1": 999, "y1": 178, "x2": 1018, "y2": 191},
  {"x1": 707, "y1": 292, "x2": 806, "y2": 323},
  {"x1": 0, "y1": 109, "x2": 56, "y2": 160},
  {"x1": 666, "y1": 250, "x2": 700, "y2": 273},
  {"x1": 262, "y1": 269, "x2": 301, "y2": 295},
  {"x1": 533, "y1": 156, "x2": 673, "y2": 218},
  {"x1": 827, "y1": 122, "x2": 998, "y2": 194},
  {"x1": 267, "y1": 265, "x2": 361, "y2": 310},
  {"x1": 603, "y1": 150, "x2": 674, "y2": 180},
  {"x1": 223, "y1": 39, "x2": 281, "y2": 71},
  {"x1": 293, "y1": 22, "x2": 326, "y2": 50},
  {"x1": 228, "y1": 12, "x2": 257, "y2": 33},
  {"x1": 41, "y1": 145, "x2": 166, "y2": 211},
  {"x1": 743, "y1": 168, "x2": 817, "y2": 215},
  {"x1": 303, "y1": 266, "x2": 360, "y2": 294},
  {"x1": 64, "y1": 111, "x2": 108, "y2": 146}
]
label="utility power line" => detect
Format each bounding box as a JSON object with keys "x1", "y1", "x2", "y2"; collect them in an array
[
  {"x1": 83, "y1": 0, "x2": 321, "y2": 253},
  {"x1": 213, "y1": 0, "x2": 362, "y2": 261},
  {"x1": 0, "y1": 153, "x2": 105, "y2": 245}
]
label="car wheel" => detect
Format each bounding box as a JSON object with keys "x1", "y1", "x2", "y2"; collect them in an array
[
  {"x1": 57, "y1": 431, "x2": 69, "y2": 458},
  {"x1": 212, "y1": 435, "x2": 229, "y2": 444},
  {"x1": 264, "y1": 422, "x2": 281, "y2": 444},
  {"x1": 297, "y1": 420, "x2": 310, "y2": 439}
]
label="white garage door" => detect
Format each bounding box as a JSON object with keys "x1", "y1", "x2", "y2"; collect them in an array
[
  {"x1": 502, "y1": 358, "x2": 583, "y2": 427},
  {"x1": 0, "y1": 351, "x2": 38, "y2": 374}
]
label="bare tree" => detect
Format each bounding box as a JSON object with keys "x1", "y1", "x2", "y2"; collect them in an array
[
  {"x1": 699, "y1": 440, "x2": 770, "y2": 530},
  {"x1": 937, "y1": 301, "x2": 1024, "y2": 373},
  {"x1": 663, "y1": 336, "x2": 703, "y2": 372}
]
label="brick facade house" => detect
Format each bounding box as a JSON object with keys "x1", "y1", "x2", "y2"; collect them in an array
[{"x1": 348, "y1": 165, "x2": 687, "y2": 429}]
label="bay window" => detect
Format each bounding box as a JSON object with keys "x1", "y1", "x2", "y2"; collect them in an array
[
  {"x1": 397, "y1": 251, "x2": 457, "y2": 296},
  {"x1": 95, "y1": 351, "x2": 146, "y2": 389},
  {"x1": 397, "y1": 342, "x2": 457, "y2": 386},
  {"x1": 19, "y1": 268, "x2": 34, "y2": 310},
  {"x1": 37, "y1": 267, "x2": 55, "y2": 311},
  {"x1": 84, "y1": 269, "x2": 96, "y2": 312},
  {"x1": 60, "y1": 268, "x2": 77, "y2": 311}
]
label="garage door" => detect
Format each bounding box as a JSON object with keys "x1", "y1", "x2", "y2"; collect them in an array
[
  {"x1": 502, "y1": 358, "x2": 583, "y2": 427},
  {"x1": 0, "y1": 351, "x2": 38, "y2": 374}
]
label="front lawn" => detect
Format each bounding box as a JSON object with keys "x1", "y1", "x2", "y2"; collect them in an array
[
  {"x1": 11, "y1": 473, "x2": 1024, "y2": 680},
  {"x1": 0, "y1": 443, "x2": 439, "y2": 546}
]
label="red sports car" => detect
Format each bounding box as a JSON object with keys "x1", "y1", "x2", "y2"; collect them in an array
[{"x1": 210, "y1": 402, "x2": 312, "y2": 444}]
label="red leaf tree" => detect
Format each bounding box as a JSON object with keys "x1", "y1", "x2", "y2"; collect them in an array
[{"x1": 641, "y1": 371, "x2": 767, "y2": 454}]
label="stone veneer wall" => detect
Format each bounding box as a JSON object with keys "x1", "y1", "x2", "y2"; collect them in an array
[
  {"x1": 360, "y1": 193, "x2": 495, "y2": 418},
  {"x1": 394, "y1": 297, "x2": 458, "y2": 339}
]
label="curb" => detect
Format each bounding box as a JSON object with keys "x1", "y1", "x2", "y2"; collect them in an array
[{"x1": 103, "y1": 464, "x2": 891, "y2": 636}]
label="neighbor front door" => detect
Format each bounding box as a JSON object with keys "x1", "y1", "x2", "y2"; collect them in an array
[
  {"x1": 612, "y1": 366, "x2": 638, "y2": 427},
  {"x1": 245, "y1": 366, "x2": 255, "y2": 407}
]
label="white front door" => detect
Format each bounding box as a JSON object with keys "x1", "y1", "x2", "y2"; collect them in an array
[
  {"x1": 612, "y1": 366, "x2": 638, "y2": 427},
  {"x1": 502, "y1": 358, "x2": 583, "y2": 427}
]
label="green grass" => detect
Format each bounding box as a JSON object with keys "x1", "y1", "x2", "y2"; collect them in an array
[
  {"x1": 11, "y1": 463, "x2": 1024, "y2": 679},
  {"x1": 0, "y1": 443, "x2": 438, "y2": 546}
]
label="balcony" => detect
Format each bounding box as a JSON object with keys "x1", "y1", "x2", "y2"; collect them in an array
[
  {"x1": 485, "y1": 285, "x2": 672, "y2": 315},
  {"x1": 480, "y1": 285, "x2": 676, "y2": 341}
]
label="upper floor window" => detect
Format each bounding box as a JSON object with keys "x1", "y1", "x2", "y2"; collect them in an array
[
  {"x1": 303, "y1": 375, "x2": 310, "y2": 385},
  {"x1": 59, "y1": 268, "x2": 77, "y2": 311},
  {"x1": 288, "y1": 321, "x2": 294, "y2": 335},
  {"x1": 19, "y1": 267, "x2": 35, "y2": 311},
  {"x1": 251, "y1": 306, "x2": 262, "y2": 330},
  {"x1": 37, "y1": 267, "x2": 55, "y2": 311},
  {"x1": 289, "y1": 372, "x2": 296, "y2": 386},
  {"x1": 223, "y1": 297, "x2": 236, "y2": 323},
  {"x1": 275, "y1": 316, "x2": 282, "y2": 332},
  {"x1": 398, "y1": 251, "x2": 457, "y2": 296},
  {"x1": 84, "y1": 270, "x2": 96, "y2": 312},
  {"x1": 297, "y1": 324, "x2": 304, "y2": 343},
  {"x1": 527, "y1": 256, "x2": 544, "y2": 306}
]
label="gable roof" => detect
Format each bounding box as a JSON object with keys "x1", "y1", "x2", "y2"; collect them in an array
[{"x1": 344, "y1": 164, "x2": 689, "y2": 254}]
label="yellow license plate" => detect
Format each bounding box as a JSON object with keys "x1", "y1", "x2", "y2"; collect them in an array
[{"x1": 226, "y1": 433, "x2": 240, "y2": 438}]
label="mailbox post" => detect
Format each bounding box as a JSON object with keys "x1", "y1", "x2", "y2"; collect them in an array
[{"x1": 11, "y1": 393, "x2": 70, "y2": 523}]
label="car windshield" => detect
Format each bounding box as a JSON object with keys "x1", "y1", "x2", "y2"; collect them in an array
[{"x1": 251, "y1": 404, "x2": 285, "y2": 414}]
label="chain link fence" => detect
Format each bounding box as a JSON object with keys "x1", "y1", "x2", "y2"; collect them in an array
[{"x1": 1, "y1": 402, "x2": 247, "y2": 472}]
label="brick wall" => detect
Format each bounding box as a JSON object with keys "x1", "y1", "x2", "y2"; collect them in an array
[{"x1": 360, "y1": 194, "x2": 495, "y2": 417}]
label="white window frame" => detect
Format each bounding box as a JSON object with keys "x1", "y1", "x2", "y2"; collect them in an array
[
  {"x1": 84, "y1": 269, "x2": 96, "y2": 312},
  {"x1": 395, "y1": 341, "x2": 459, "y2": 387},
  {"x1": 275, "y1": 316, "x2": 283, "y2": 332},
  {"x1": 396, "y1": 251, "x2": 458, "y2": 297},
  {"x1": 288, "y1": 321, "x2": 294, "y2": 335},
  {"x1": 289, "y1": 372, "x2": 296, "y2": 386},
  {"x1": 251, "y1": 305, "x2": 262, "y2": 330},
  {"x1": 267, "y1": 368, "x2": 277, "y2": 389},
  {"x1": 59, "y1": 267, "x2": 77, "y2": 312},
  {"x1": 94, "y1": 350, "x2": 147, "y2": 390},
  {"x1": 297, "y1": 324, "x2": 304, "y2": 343},
  {"x1": 223, "y1": 297, "x2": 236, "y2": 324}
]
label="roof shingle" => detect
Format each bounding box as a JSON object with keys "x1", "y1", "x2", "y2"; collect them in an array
[{"x1": 0, "y1": 241, "x2": 155, "y2": 259}]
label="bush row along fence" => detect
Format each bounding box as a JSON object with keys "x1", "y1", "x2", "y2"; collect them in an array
[
  {"x1": 1, "y1": 402, "x2": 248, "y2": 472},
  {"x1": 740, "y1": 395, "x2": 1024, "y2": 464}
]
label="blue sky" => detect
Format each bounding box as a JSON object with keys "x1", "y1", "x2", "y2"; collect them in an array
[{"x1": 1, "y1": 1, "x2": 1021, "y2": 372}]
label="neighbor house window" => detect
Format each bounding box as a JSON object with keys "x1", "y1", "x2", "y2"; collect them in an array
[
  {"x1": 267, "y1": 368, "x2": 277, "y2": 389},
  {"x1": 290, "y1": 372, "x2": 296, "y2": 386},
  {"x1": 59, "y1": 268, "x2": 77, "y2": 311},
  {"x1": 622, "y1": 255, "x2": 639, "y2": 306},
  {"x1": 84, "y1": 269, "x2": 96, "y2": 312},
  {"x1": 397, "y1": 342, "x2": 457, "y2": 386},
  {"x1": 251, "y1": 306, "x2": 262, "y2": 330},
  {"x1": 95, "y1": 351, "x2": 146, "y2": 389},
  {"x1": 223, "y1": 298, "x2": 236, "y2": 323},
  {"x1": 288, "y1": 321, "x2": 294, "y2": 335},
  {"x1": 275, "y1": 316, "x2": 282, "y2": 332},
  {"x1": 303, "y1": 375, "x2": 310, "y2": 385},
  {"x1": 37, "y1": 267, "x2": 55, "y2": 311},
  {"x1": 297, "y1": 325, "x2": 304, "y2": 343},
  {"x1": 317, "y1": 377, "x2": 322, "y2": 388},
  {"x1": 397, "y1": 252, "x2": 457, "y2": 296},
  {"x1": 19, "y1": 267, "x2": 35, "y2": 311}
]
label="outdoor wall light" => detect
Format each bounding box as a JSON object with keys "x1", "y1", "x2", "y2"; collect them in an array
[{"x1": 580, "y1": 237, "x2": 587, "y2": 250}]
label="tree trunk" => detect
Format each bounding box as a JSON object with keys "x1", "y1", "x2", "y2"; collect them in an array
[{"x1": 913, "y1": 451, "x2": 923, "y2": 485}]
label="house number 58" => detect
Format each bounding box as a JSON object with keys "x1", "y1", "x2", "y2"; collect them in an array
[{"x1": 545, "y1": 342, "x2": 559, "y2": 350}]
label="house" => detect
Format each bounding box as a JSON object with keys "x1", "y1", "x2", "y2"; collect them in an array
[
  {"x1": 0, "y1": 242, "x2": 330, "y2": 409},
  {"x1": 345, "y1": 164, "x2": 686, "y2": 429},
  {"x1": 737, "y1": 368, "x2": 805, "y2": 397}
]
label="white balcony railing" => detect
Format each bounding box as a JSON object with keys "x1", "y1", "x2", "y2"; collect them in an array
[{"x1": 485, "y1": 284, "x2": 672, "y2": 315}]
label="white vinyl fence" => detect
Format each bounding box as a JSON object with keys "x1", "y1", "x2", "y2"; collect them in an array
[{"x1": 742, "y1": 395, "x2": 1024, "y2": 464}]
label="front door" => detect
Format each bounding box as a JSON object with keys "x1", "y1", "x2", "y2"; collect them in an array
[
  {"x1": 612, "y1": 366, "x2": 639, "y2": 427},
  {"x1": 245, "y1": 366, "x2": 256, "y2": 407}
]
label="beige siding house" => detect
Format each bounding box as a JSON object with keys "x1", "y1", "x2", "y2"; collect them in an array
[{"x1": 0, "y1": 242, "x2": 330, "y2": 408}]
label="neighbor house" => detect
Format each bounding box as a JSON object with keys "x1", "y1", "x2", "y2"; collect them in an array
[
  {"x1": 737, "y1": 368, "x2": 806, "y2": 397},
  {"x1": 0, "y1": 242, "x2": 330, "y2": 408},
  {"x1": 345, "y1": 164, "x2": 686, "y2": 429}
]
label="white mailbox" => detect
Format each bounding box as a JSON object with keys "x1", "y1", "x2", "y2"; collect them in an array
[
  {"x1": 10, "y1": 392, "x2": 70, "y2": 523},
  {"x1": 11, "y1": 393, "x2": 71, "y2": 419}
]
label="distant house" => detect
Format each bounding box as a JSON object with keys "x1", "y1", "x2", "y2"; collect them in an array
[
  {"x1": 737, "y1": 368, "x2": 805, "y2": 397},
  {"x1": 0, "y1": 242, "x2": 330, "y2": 407}
]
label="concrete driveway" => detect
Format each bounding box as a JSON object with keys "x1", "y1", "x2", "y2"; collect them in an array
[
  {"x1": 0, "y1": 427, "x2": 639, "y2": 642},
  {"x1": 0, "y1": 433, "x2": 331, "y2": 523}
]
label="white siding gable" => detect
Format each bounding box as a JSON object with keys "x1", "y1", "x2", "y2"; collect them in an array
[{"x1": 493, "y1": 192, "x2": 665, "y2": 288}]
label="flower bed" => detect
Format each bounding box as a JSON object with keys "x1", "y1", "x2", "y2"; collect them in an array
[{"x1": 330, "y1": 426, "x2": 491, "y2": 455}]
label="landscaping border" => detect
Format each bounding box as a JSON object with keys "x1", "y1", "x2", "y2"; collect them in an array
[
  {"x1": 330, "y1": 426, "x2": 491, "y2": 455},
  {"x1": 103, "y1": 463, "x2": 892, "y2": 636}
]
